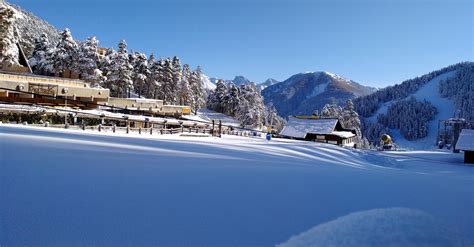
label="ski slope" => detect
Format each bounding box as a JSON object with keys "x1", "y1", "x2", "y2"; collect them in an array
[
  {"x1": 1, "y1": 124, "x2": 473, "y2": 246},
  {"x1": 367, "y1": 71, "x2": 458, "y2": 149}
]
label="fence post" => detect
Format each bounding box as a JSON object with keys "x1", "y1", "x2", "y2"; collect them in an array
[
  {"x1": 98, "y1": 124, "x2": 102, "y2": 132},
  {"x1": 126, "y1": 126, "x2": 130, "y2": 134},
  {"x1": 212, "y1": 120, "x2": 215, "y2": 136},
  {"x1": 218, "y1": 120, "x2": 222, "y2": 138},
  {"x1": 150, "y1": 128, "x2": 153, "y2": 135},
  {"x1": 139, "y1": 127, "x2": 142, "y2": 135},
  {"x1": 113, "y1": 124, "x2": 116, "y2": 133}
]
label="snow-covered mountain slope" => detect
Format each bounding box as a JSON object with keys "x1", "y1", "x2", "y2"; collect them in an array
[
  {"x1": 392, "y1": 71, "x2": 457, "y2": 148},
  {"x1": 358, "y1": 62, "x2": 473, "y2": 149},
  {"x1": 262, "y1": 71, "x2": 376, "y2": 117},
  {"x1": 6, "y1": 1, "x2": 59, "y2": 57},
  {"x1": 200, "y1": 73, "x2": 216, "y2": 90},
  {"x1": 1, "y1": 124, "x2": 473, "y2": 246}
]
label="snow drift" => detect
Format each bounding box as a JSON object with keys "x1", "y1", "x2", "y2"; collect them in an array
[{"x1": 278, "y1": 207, "x2": 470, "y2": 247}]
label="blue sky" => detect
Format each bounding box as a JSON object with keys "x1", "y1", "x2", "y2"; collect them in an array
[{"x1": 10, "y1": 0, "x2": 473, "y2": 87}]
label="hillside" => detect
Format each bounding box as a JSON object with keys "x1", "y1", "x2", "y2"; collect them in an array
[
  {"x1": 356, "y1": 62, "x2": 473, "y2": 148},
  {"x1": 8, "y1": 2, "x2": 60, "y2": 57},
  {"x1": 262, "y1": 71, "x2": 375, "y2": 118}
]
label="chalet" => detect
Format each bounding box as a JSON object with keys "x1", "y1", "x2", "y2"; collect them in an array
[
  {"x1": 280, "y1": 117, "x2": 357, "y2": 147},
  {"x1": 455, "y1": 129, "x2": 474, "y2": 164}
]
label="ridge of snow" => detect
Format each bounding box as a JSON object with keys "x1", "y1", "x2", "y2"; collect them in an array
[{"x1": 278, "y1": 208, "x2": 469, "y2": 247}]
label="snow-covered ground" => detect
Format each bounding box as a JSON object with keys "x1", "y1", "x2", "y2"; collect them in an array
[
  {"x1": 183, "y1": 108, "x2": 242, "y2": 127},
  {"x1": 1, "y1": 124, "x2": 473, "y2": 246}
]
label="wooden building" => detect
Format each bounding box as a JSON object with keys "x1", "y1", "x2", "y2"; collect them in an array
[
  {"x1": 280, "y1": 117, "x2": 357, "y2": 147},
  {"x1": 456, "y1": 129, "x2": 474, "y2": 164}
]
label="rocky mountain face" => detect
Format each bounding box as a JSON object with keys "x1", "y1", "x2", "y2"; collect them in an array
[
  {"x1": 262, "y1": 71, "x2": 375, "y2": 117},
  {"x1": 257, "y1": 78, "x2": 279, "y2": 91}
]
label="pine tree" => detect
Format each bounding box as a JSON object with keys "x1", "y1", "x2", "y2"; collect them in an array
[
  {"x1": 177, "y1": 64, "x2": 192, "y2": 105},
  {"x1": 131, "y1": 52, "x2": 149, "y2": 97},
  {"x1": 170, "y1": 56, "x2": 182, "y2": 104},
  {"x1": 223, "y1": 83, "x2": 240, "y2": 116},
  {"x1": 0, "y1": 3, "x2": 19, "y2": 67},
  {"x1": 236, "y1": 83, "x2": 265, "y2": 128},
  {"x1": 146, "y1": 54, "x2": 160, "y2": 99},
  {"x1": 189, "y1": 66, "x2": 207, "y2": 113},
  {"x1": 29, "y1": 33, "x2": 50, "y2": 74},
  {"x1": 74, "y1": 36, "x2": 104, "y2": 86},
  {"x1": 53, "y1": 28, "x2": 78, "y2": 75},
  {"x1": 161, "y1": 58, "x2": 175, "y2": 103},
  {"x1": 103, "y1": 40, "x2": 133, "y2": 97},
  {"x1": 208, "y1": 79, "x2": 227, "y2": 112}
]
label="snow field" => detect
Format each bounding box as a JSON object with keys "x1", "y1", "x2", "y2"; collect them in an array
[{"x1": 1, "y1": 124, "x2": 473, "y2": 246}]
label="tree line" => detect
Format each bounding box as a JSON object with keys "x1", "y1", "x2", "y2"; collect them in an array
[
  {"x1": 207, "y1": 80, "x2": 285, "y2": 130},
  {"x1": 27, "y1": 28, "x2": 207, "y2": 112}
]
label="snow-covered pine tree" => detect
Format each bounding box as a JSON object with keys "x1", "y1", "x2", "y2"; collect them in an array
[
  {"x1": 131, "y1": 52, "x2": 149, "y2": 98},
  {"x1": 321, "y1": 104, "x2": 343, "y2": 119},
  {"x1": 0, "y1": 3, "x2": 19, "y2": 67},
  {"x1": 160, "y1": 58, "x2": 175, "y2": 104},
  {"x1": 264, "y1": 105, "x2": 286, "y2": 132},
  {"x1": 29, "y1": 33, "x2": 50, "y2": 74},
  {"x1": 223, "y1": 83, "x2": 240, "y2": 116},
  {"x1": 146, "y1": 54, "x2": 160, "y2": 99},
  {"x1": 236, "y1": 83, "x2": 265, "y2": 128},
  {"x1": 52, "y1": 28, "x2": 78, "y2": 75},
  {"x1": 74, "y1": 36, "x2": 104, "y2": 86},
  {"x1": 177, "y1": 64, "x2": 192, "y2": 105},
  {"x1": 103, "y1": 40, "x2": 133, "y2": 97},
  {"x1": 189, "y1": 66, "x2": 207, "y2": 114},
  {"x1": 341, "y1": 99, "x2": 362, "y2": 137},
  {"x1": 170, "y1": 56, "x2": 182, "y2": 104},
  {"x1": 207, "y1": 79, "x2": 227, "y2": 113}
]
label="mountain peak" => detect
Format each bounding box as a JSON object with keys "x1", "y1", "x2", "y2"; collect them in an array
[
  {"x1": 262, "y1": 71, "x2": 375, "y2": 117},
  {"x1": 232, "y1": 75, "x2": 251, "y2": 85}
]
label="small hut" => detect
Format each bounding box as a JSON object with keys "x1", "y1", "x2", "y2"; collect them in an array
[{"x1": 456, "y1": 129, "x2": 474, "y2": 164}]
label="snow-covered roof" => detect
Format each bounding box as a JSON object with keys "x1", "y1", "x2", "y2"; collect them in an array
[
  {"x1": 332, "y1": 131, "x2": 356, "y2": 138},
  {"x1": 280, "y1": 118, "x2": 338, "y2": 138},
  {"x1": 456, "y1": 129, "x2": 474, "y2": 151}
]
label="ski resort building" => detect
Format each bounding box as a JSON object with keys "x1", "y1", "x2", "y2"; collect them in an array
[
  {"x1": 280, "y1": 117, "x2": 357, "y2": 147},
  {"x1": 0, "y1": 71, "x2": 110, "y2": 108},
  {"x1": 456, "y1": 129, "x2": 474, "y2": 164},
  {"x1": 107, "y1": 97, "x2": 191, "y2": 116}
]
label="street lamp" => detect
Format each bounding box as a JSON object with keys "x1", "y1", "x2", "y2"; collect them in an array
[{"x1": 63, "y1": 88, "x2": 69, "y2": 128}]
